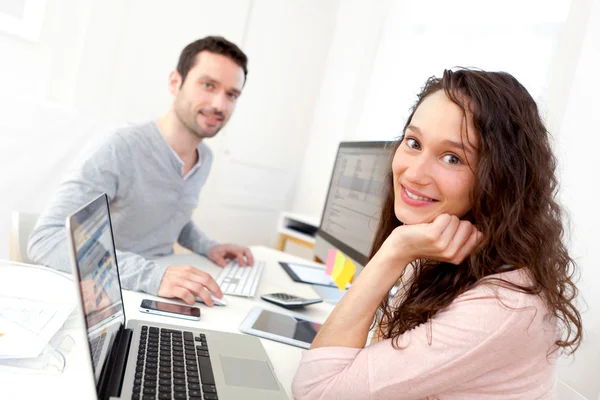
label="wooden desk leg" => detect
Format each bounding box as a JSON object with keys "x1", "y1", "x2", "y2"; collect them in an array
[
  {"x1": 8, "y1": 231, "x2": 20, "y2": 262},
  {"x1": 277, "y1": 234, "x2": 287, "y2": 251},
  {"x1": 276, "y1": 234, "x2": 315, "y2": 252}
]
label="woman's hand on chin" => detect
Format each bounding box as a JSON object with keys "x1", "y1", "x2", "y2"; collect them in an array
[{"x1": 375, "y1": 213, "x2": 483, "y2": 271}]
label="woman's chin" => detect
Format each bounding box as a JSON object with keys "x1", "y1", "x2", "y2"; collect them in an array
[
  {"x1": 395, "y1": 212, "x2": 427, "y2": 226},
  {"x1": 394, "y1": 206, "x2": 438, "y2": 225}
]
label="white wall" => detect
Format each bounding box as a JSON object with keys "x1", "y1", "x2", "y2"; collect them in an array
[
  {"x1": 192, "y1": 0, "x2": 339, "y2": 246},
  {"x1": 291, "y1": 0, "x2": 391, "y2": 217},
  {"x1": 355, "y1": 2, "x2": 567, "y2": 141},
  {"x1": 544, "y1": 0, "x2": 595, "y2": 136},
  {"x1": 0, "y1": 0, "x2": 115, "y2": 259},
  {"x1": 554, "y1": 0, "x2": 600, "y2": 398},
  {"x1": 0, "y1": 0, "x2": 339, "y2": 256}
]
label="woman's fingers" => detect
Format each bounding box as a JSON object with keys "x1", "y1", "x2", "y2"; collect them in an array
[
  {"x1": 436, "y1": 215, "x2": 461, "y2": 251},
  {"x1": 424, "y1": 215, "x2": 482, "y2": 263},
  {"x1": 451, "y1": 228, "x2": 483, "y2": 264}
]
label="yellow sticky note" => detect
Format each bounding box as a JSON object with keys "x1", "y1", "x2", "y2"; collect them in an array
[
  {"x1": 331, "y1": 258, "x2": 356, "y2": 291},
  {"x1": 330, "y1": 252, "x2": 346, "y2": 279}
]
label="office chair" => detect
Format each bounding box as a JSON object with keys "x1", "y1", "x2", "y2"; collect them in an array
[{"x1": 9, "y1": 212, "x2": 39, "y2": 264}]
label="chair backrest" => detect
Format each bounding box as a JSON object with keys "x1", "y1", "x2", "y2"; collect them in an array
[{"x1": 9, "y1": 212, "x2": 39, "y2": 264}]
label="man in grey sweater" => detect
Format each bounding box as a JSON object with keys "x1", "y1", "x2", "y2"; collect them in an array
[{"x1": 28, "y1": 36, "x2": 252, "y2": 307}]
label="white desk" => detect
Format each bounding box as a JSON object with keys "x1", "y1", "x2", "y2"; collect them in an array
[{"x1": 0, "y1": 246, "x2": 335, "y2": 399}]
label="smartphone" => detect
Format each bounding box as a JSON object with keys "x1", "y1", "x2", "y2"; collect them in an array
[{"x1": 140, "y1": 299, "x2": 201, "y2": 321}]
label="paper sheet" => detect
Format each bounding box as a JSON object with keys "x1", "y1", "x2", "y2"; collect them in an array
[{"x1": 0, "y1": 297, "x2": 74, "y2": 359}]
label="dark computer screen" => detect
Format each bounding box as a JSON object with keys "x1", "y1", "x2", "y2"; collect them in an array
[{"x1": 317, "y1": 141, "x2": 394, "y2": 266}]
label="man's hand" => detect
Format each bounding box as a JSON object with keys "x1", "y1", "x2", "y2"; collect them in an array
[
  {"x1": 207, "y1": 244, "x2": 254, "y2": 267},
  {"x1": 157, "y1": 265, "x2": 223, "y2": 306}
]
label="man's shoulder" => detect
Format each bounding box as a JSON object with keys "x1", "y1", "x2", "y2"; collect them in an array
[
  {"x1": 198, "y1": 141, "x2": 214, "y2": 163},
  {"x1": 113, "y1": 121, "x2": 158, "y2": 144},
  {"x1": 74, "y1": 121, "x2": 157, "y2": 167},
  {"x1": 95, "y1": 121, "x2": 159, "y2": 157},
  {"x1": 199, "y1": 141, "x2": 213, "y2": 154}
]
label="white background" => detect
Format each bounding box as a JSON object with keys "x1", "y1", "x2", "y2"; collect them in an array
[{"x1": 0, "y1": 0, "x2": 598, "y2": 398}]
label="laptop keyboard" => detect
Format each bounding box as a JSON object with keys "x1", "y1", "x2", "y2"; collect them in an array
[
  {"x1": 90, "y1": 331, "x2": 106, "y2": 370},
  {"x1": 132, "y1": 325, "x2": 218, "y2": 400}
]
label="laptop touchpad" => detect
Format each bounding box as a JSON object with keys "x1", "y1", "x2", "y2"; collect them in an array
[{"x1": 219, "y1": 355, "x2": 279, "y2": 390}]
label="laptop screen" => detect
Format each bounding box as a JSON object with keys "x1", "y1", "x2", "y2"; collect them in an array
[{"x1": 67, "y1": 194, "x2": 125, "y2": 383}]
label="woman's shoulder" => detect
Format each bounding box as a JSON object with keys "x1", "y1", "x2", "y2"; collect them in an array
[
  {"x1": 453, "y1": 268, "x2": 539, "y2": 306},
  {"x1": 447, "y1": 268, "x2": 553, "y2": 334}
]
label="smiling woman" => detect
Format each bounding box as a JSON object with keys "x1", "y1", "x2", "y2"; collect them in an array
[
  {"x1": 291, "y1": 68, "x2": 582, "y2": 400},
  {"x1": 392, "y1": 90, "x2": 479, "y2": 225}
]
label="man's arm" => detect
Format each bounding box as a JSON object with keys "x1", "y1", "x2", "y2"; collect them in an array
[
  {"x1": 28, "y1": 132, "x2": 225, "y2": 304},
  {"x1": 28, "y1": 133, "x2": 123, "y2": 270},
  {"x1": 28, "y1": 222, "x2": 168, "y2": 295},
  {"x1": 177, "y1": 220, "x2": 219, "y2": 256},
  {"x1": 178, "y1": 221, "x2": 255, "y2": 267},
  {"x1": 27, "y1": 133, "x2": 166, "y2": 295}
]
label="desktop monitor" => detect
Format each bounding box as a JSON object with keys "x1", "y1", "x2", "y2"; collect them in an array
[{"x1": 314, "y1": 141, "x2": 395, "y2": 274}]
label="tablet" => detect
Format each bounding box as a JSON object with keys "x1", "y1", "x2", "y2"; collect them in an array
[
  {"x1": 239, "y1": 307, "x2": 322, "y2": 349},
  {"x1": 279, "y1": 261, "x2": 350, "y2": 289}
]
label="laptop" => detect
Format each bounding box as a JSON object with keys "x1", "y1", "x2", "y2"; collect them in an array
[{"x1": 66, "y1": 193, "x2": 288, "y2": 400}]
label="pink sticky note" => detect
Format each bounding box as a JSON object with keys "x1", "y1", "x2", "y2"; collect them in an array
[
  {"x1": 325, "y1": 249, "x2": 337, "y2": 275},
  {"x1": 330, "y1": 252, "x2": 346, "y2": 279}
]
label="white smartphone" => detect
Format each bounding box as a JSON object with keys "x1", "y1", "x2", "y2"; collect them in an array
[
  {"x1": 239, "y1": 306, "x2": 322, "y2": 349},
  {"x1": 139, "y1": 299, "x2": 201, "y2": 321}
]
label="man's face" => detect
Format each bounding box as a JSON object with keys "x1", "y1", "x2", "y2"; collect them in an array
[{"x1": 171, "y1": 51, "x2": 245, "y2": 139}]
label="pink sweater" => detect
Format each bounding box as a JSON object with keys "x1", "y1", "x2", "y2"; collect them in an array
[{"x1": 292, "y1": 269, "x2": 558, "y2": 400}]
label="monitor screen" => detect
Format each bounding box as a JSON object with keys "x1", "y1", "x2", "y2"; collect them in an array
[
  {"x1": 316, "y1": 141, "x2": 394, "y2": 267},
  {"x1": 67, "y1": 194, "x2": 125, "y2": 383}
]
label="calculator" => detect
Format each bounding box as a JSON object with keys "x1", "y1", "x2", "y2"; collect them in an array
[{"x1": 260, "y1": 292, "x2": 323, "y2": 309}]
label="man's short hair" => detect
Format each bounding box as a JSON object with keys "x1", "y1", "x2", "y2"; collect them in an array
[{"x1": 176, "y1": 36, "x2": 248, "y2": 85}]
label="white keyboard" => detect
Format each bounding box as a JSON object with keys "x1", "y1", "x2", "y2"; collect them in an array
[{"x1": 215, "y1": 260, "x2": 265, "y2": 298}]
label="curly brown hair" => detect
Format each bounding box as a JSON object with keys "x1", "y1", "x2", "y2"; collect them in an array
[{"x1": 372, "y1": 68, "x2": 582, "y2": 354}]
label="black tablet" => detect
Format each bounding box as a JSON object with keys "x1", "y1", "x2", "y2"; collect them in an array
[
  {"x1": 279, "y1": 261, "x2": 350, "y2": 289},
  {"x1": 240, "y1": 307, "x2": 322, "y2": 349}
]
